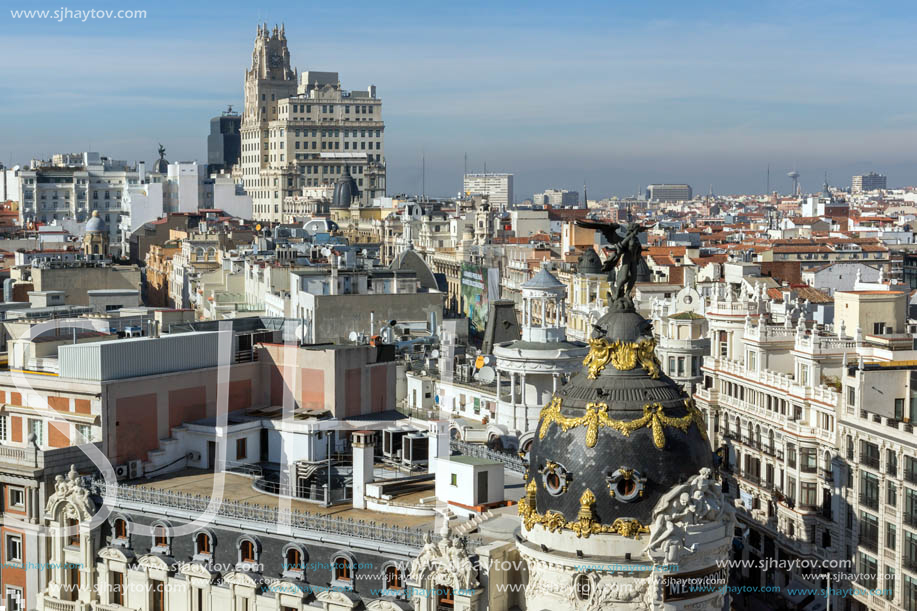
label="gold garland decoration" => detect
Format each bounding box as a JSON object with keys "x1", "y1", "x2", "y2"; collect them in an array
[
  {"x1": 582, "y1": 337, "x2": 661, "y2": 379},
  {"x1": 517, "y1": 488, "x2": 649, "y2": 539},
  {"x1": 538, "y1": 397, "x2": 707, "y2": 449}
]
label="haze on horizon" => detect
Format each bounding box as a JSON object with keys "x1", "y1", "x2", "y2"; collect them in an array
[{"x1": 2, "y1": 0, "x2": 917, "y2": 201}]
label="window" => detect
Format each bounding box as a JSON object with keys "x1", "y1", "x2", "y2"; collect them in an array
[
  {"x1": 436, "y1": 585, "x2": 454, "y2": 609},
  {"x1": 860, "y1": 472, "x2": 879, "y2": 509},
  {"x1": 857, "y1": 552, "x2": 878, "y2": 589},
  {"x1": 196, "y1": 532, "x2": 211, "y2": 555},
  {"x1": 451, "y1": 473, "x2": 457, "y2": 486},
  {"x1": 150, "y1": 579, "x2": 164, "y2": 611},
  {"x1": 801, "y1": 448, "x2": 817, "y2": 473},
  {"x1": 385, "y1": 565, "x2": 403, "y2": 589},
  {"x1": 236, "y1": 438, "x2": 247, "y2": 461},
  {"x1": 0, "y1": 415, "x2": 6, "y2": 441},
  {"x1": 8, "y1": 487, "x2": 25, "y2": 509},
  {"x1": 5, "y1": 586, "x2": 23, "y2": 611},
  {"x1": 801, "y1": 482, "x2": 818, "y2": 507},
  {"x1": 285, "y1": 546, "x2": 303, "y2": 573},
  {"x1": 888, "y1": 450, "x2": 899, "y2": 477},
  {"x1": 66, "y1": 518, "x2": 80, "y2": 546},
  {"x1": 240, "y1": 539, "x2": 256, "y2": 562},
  {"x1": 859, "y1": 512, "x2": 879, "y2": 551},
  {"x1": 29, "y1": 419, "x2": 43, "y2": 445},
  {"x1": 888, "y1": 481, "x2": 897, "y2": 508},
  {"x1": 110, "y1": 571, "x2": 124, "y2": 606},
  {"x1": 861, "y1": 441, "x2": 880, "y2": 469},
  {"x1": 896, "y1": 398, "x2": 905, "y2": 420},
  {"x1": 888, "y1": 522, "x2": 897, "y2": 551},
  {"x1": 153, "y1": 525, "x2": 169, "y2": 548},
  {"x1": 6, "y1": 534, "x2": 22, "y2": 563},
  {"x1": 76, "y1": 424, "x2": 91, "y2": 442},
  {"x1": 906, "y1": 456, "x2": 917, "y2": 484},
  {"x1": 847, "y1": 386, "x2": 856, "y2": 408},
  {"x1": 334, "y1": 556, "x2": 353, "y2": 581}
]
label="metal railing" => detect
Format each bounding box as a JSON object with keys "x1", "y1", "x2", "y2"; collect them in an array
[
  {"x1": 90, "y1": 479, "x2": 429, "y2": 549},
  {"x1": 450, "y1": 440, "x2": 525, "y2": 473}
]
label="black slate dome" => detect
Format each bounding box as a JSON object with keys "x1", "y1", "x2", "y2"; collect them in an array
[
  {"x1": 577, "y1": 247, "x2": 603, "y2": 275},
  {"x1": 331, "y1": 166, "x2": 359, "y2": 208},
  {"x1": 523, "y1": 306, "x2": 713, "y2": 530}
]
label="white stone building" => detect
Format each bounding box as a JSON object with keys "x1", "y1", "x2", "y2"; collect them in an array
[{"x1": 238, "y1": 25, "x2": 385, "y2": 223}]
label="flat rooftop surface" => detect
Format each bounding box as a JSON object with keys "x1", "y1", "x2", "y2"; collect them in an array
[{"x1": 140, "y1": 468, "x2": 437, "y2": 529}]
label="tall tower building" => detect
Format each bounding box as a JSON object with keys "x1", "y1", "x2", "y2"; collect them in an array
[
  {"x1": 237, "y1": 24, "x2": 386, "y2": 223},
  {"x1": 207, "y1": 107, "x2": 241, "y2": 174}
]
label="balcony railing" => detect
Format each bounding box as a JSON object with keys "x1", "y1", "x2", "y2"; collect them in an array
[
  {"x1": 859, "y1": 494, "x2": 879, "y2": 511},
  {"x1": 858, "y1": 537, "x2": 878, "y2": 552},
  {"x1": 861, "y1": 456, "x2": 880, "y2": 470}
]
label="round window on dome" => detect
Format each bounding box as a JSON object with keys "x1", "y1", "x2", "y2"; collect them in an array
[
  {"x1": 540, "y1": 461, "x2": 570, "y2": 496},
  {"x1": 606, "y1": 467, "x2": 646, "y2": 503}
]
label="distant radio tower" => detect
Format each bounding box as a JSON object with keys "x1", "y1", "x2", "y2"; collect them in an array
[{"x1": 787, "y1": 170, "x2": 800, "y2": 196}]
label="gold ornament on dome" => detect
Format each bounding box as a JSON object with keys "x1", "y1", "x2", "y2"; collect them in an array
[
  {"x1": 538, "y1": 397, "x2": 707, "y2": 449},
  {"x1": 582, "y1": 337, "x2": 661, "y2": 379},
  {"x1": 517, "y1": 489, "x2": 649, "y2": 540}
]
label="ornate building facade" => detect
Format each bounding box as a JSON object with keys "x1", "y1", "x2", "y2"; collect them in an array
[{"x1": 238, "y1": 25, "x2": 385, "y2": 223}]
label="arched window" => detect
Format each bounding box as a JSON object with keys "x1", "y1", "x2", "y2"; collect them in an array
[
  {"x1": 241, "y1": 540, "x2": 255, "y2": 562},
  {"x1": 152, "y1": 523, "x2": 170, "y2": 550},
  {"x1": 286, "y1": 547, "x2": 302, "y2": 572},
  {"x1": 384, "y1": 565, "x2": 402, "y2": 590},
  {"x1": 113, "y1": 518, "x2": 128, "y2": 541},
  {"x1": 333, "y1": 554, "x2": 353, "y2": 582},
  {"x1": 195, "y1": 532, "x2": 212, "y2": 556}
]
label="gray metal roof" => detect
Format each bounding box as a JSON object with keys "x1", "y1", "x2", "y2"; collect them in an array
[{"x1": 522, "y1": 267, "x2": 564, "y2": 289}]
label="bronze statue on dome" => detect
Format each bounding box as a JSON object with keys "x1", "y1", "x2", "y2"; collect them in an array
[{"x1": 575, "y1": 219, "x2": 651, "y2": 310}]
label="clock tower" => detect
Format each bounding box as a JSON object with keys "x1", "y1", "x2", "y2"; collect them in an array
[{"x1": 243, "y1": 23, "x2": 297, "y2": 124}]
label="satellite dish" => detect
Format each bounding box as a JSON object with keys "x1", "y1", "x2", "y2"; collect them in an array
[
  {"x1": 482, "y1": 355, "x2": 493, "y2": 366},
  {"x1": 348, "y1": 331, "x2": 359, "y2": 342},
  {"x1": 430, "y1": 349, "x2": 440, "y2": 359},
  {"x1": 321, "y1": 247, "x2": 332, "y2": 257},
  {"x1": 478, "y1": 366, "x2": 496, "y2": 384}
]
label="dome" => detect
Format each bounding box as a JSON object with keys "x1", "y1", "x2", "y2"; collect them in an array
[
  {"x1": 331, "y1": 166, "x2": 359, "y2": 208},
  {"x1": 576, "y1": 247, "x2": 603, "y2": 275},
  {"x1": 522, "y1": 305, "x2": 713, "y2": 530},
  {"x1": 85, "y1": 210, "x2": 105, "y2": 233},
  {"x1": 522, "y1": 267, "x2": 564, "y2": 290},
  {"x1": 151, "y1": 157, "x2": 169, "y2": 173}
]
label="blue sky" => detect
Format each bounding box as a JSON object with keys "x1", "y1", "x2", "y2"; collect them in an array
[{"x1": 3, "y1": 0, "x2": 917, "y2": 199}]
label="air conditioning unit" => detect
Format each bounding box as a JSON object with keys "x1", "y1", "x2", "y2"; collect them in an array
[
  {"x1": 128, "y1": 459, "x2": 143, "y2": 479},
  {"x1": 113, "y1": 464, "x2": 129, "y2": 480},
  {"x1": 188, "y1": 451, "x2": 201, "y2": 462}
]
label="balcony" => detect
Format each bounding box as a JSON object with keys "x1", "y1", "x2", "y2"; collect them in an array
[
  {"x1": 40, "y1": 595, "x2": 80, "y2": 611},
  {"x1": 0, "y1": 443, "x2": 101, "y2": 470},
  {"x1": 859, "y1": 494, "x2": 879, "y2": 511},
  {"x1": 858, "y1": 537, "x2": 878, "y2": 552},
  {"x1": 820, "y1": 468, "x2": 833, "y2": 482},
  {"x1": 861, "y1": 455, "x2": 880, "y2": 470}
]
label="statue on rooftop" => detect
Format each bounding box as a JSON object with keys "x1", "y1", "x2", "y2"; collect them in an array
[{"x1": 575, "y1": 220, "x2": 651, "y2": 310}]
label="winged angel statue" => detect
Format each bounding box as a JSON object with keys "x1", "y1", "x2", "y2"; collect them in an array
[{"x1": 575, "y1": 220, "x2": 652, "y2": 309}]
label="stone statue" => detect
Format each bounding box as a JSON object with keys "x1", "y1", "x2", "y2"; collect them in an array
[
  {"x1": 575, "y1": 220, "x2": 650, "y2": 309},
  {"x1": 157, "y1": 143, "x2": 166, "y2": 160}
]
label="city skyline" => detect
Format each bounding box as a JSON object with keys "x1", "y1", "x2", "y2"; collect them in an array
[{"x1": 3, "y1": 0, "x2": 917, "y2": 199}]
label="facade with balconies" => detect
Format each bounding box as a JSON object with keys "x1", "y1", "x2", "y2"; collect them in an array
[{"x1": 698, "y1": 283, "x2": 917, "y2": 610}]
